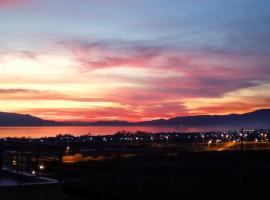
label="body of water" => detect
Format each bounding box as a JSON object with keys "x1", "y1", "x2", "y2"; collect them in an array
[{"x1": 0, "y1": 125, "x2": 247, "y2": 138}]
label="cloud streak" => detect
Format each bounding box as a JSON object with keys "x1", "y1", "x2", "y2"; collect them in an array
[{"x1": 66, "y1": 38, "x2": 270, "y2": 98}]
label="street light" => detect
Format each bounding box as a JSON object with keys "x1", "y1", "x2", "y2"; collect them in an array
[
  {"x1": 208, "y1": 140, "x2": 212, "y2": 151},
  {"x1": 260, "y1": 133, "x2": 264, "y2": 141},
  {"x1": 255, "y1": 138, "x2": 258, "y2": 150},
  {"x1": 66, "y1": 146, "x2": 70, "y2": 156}
]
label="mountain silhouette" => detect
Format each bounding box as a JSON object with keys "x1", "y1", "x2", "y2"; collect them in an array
[
  {"x1": 0, "y1": 112, "x2": 60, "y2": 126},
  {"x1": 0, "y1": 109, "x2": 269, "y2": 128}
]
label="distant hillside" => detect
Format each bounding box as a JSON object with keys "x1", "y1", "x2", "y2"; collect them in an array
[
  {"x1": 0, "y1": 112, "x2": 61, "y2": 126},
  {"x1": 0, "y1": 109, "x2": 270, "y2": 128},
  {"x1": 133, "y1": 109, "x2": 270, "y2": 128}
]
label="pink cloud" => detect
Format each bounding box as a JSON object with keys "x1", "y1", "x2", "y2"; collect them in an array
[
  {"x1": 0, "y1": 0, "x2": 30, "y2": 7},
  {"x1": 61, "y1": 39, "x2": 270, "y2": 113},
  {"x1": 20, "y1": 103, "x2": 189, "y2": 122},
  {"x1": 2, "y1": 38, "x2": 270, "y2": 121},
  {"x1": 189, "y1": 97, "x2": 270, "y2": 116}
]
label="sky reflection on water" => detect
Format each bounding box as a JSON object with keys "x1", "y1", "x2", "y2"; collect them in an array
[{"x1": 0, "y1": 125, "x2": 248, "y2": 138}]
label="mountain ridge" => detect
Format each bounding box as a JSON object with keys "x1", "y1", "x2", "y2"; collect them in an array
[{"x1": 0, "y1": 109, "x2": 269, "y2": 127}]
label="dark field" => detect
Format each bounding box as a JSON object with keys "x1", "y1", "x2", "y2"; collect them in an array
[{"x1": 63, "y1": 150, "x2": 270, "y2": 200}]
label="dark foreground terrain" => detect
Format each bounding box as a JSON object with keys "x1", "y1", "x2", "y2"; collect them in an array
[{"x1": 63, "y1": 150, "x2": 270, "y2": 200}]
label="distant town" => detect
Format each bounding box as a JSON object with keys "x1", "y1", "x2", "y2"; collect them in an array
[
  {"x1": 1, "y1": 129, "x2": 270, "y2": 153},
  {"x1": 0, "y1": 128, "x2": 268, "y2": 143}
]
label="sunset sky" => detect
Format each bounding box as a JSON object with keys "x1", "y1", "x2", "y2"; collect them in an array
[{"x1": 0, "y1": 0, "x2": 270, "y2": 121}]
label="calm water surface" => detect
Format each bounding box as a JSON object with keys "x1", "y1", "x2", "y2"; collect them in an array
[{"x1": 0, "y1": 126, "x2": 244, "y2": 138}]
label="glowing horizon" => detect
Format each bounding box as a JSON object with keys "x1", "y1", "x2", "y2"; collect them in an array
[{"x1": 0, "y1": 0, "x2": 270, "y2": 122}]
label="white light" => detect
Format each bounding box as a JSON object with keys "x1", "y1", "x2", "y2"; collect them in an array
[
  {"x1": 32, "y1": 170, "x2": 36, "y2": 175},
  {"x1": 39, "y1": 165, "x2": 45, "y2": 170},
  {"x1": 12, "y1": 160, "x2": 16, "y2": 165}
]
